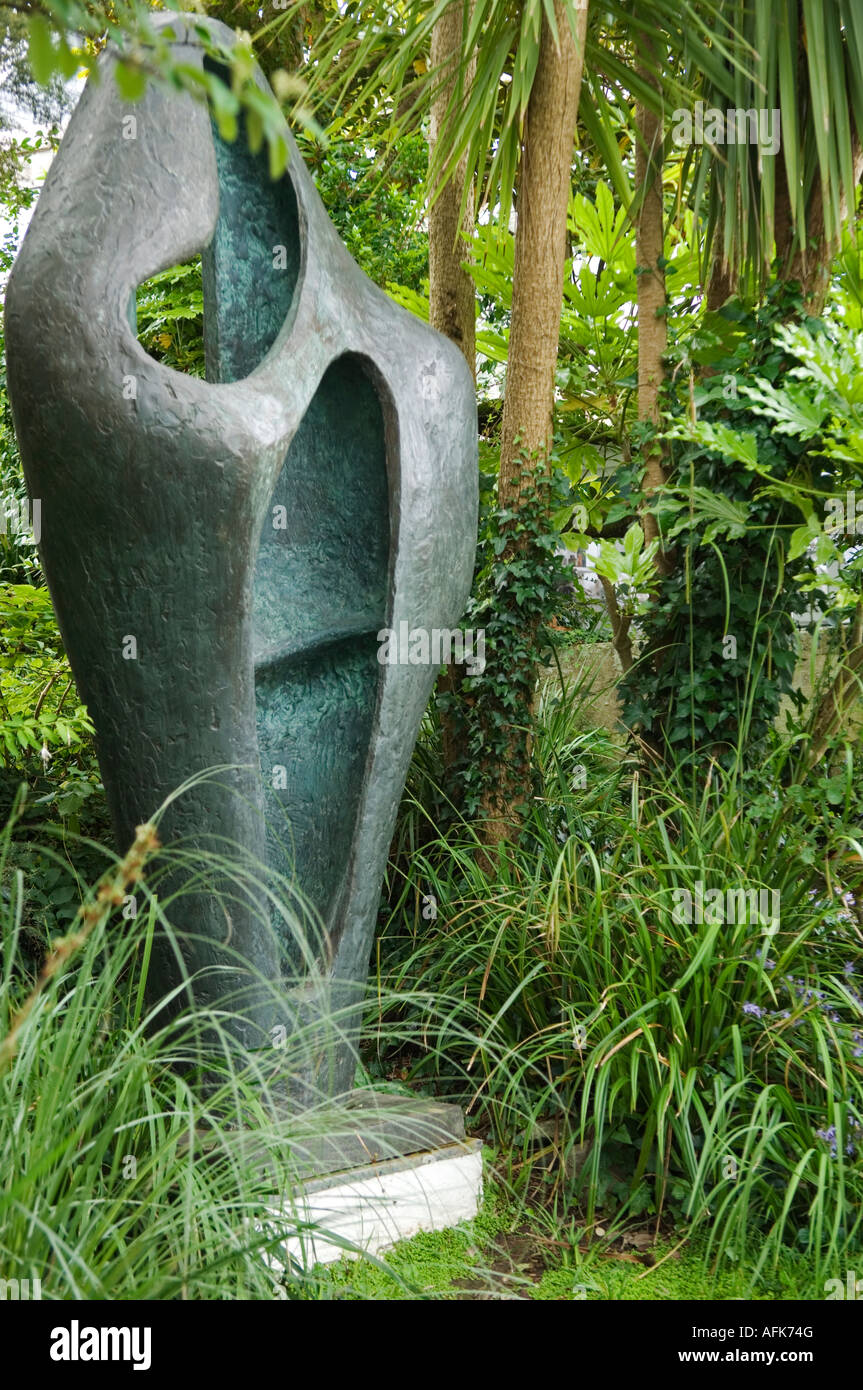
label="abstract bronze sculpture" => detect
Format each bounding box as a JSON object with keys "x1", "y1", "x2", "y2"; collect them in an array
[{"x1": 5, "y1": 15, "x2": 477, "y2": 1096}]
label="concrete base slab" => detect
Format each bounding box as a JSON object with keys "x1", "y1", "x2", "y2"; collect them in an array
[{"x1": 264, "y1": 1139, "x2": 483, "y2": 1270}]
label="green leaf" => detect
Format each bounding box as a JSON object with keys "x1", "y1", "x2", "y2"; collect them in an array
[
  {"x1": 386, "y1": 283, "x2": 430, "y2": 322},
  {"x1": 660, "y1": 486, "x2": 750, "y2": 543},
  {"x1": 787, "y1": 525, "x2": 814, "y2": 562},
  {"x1": 56, "y1": 40, "x2": 79, "y2": 81},
  {"x1": 208, "y1": 73, "x2": 240, "y2": 143},
  {"x1": 740, "y1": 382, "x2": 828, "y2": 439},
  {"x1": 475, "y1": 329, "x2": 509, "y2": 364},
  {"x1": 28, "y1": 16, "x2": 55, "y2": 86},
  {"x1": 268, "y1": 132, "x2": 289, "y2": 181},
  {"x1": 115, "y1": 62, "x2": 148, "y2": 103},
  {"x1": 665, "y1": 417, "x2": 758, "y2": 469},
  {"x1": 245, "y1": 106, "x2": 264, "y2": 156},
  {"x1": 561, "y1": 532, "x2": 591, "y2": 551}
]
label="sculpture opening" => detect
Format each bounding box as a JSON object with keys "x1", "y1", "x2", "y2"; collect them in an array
[
  {"x1": 253, "y1": 354, "x2": 391, "y2": 973},
  {"x1": 135, "y1": 257, "x2": 205, "y2": 378},
  {"x1": 202, "y1": 58, "x2": 303, "y2": 383}
]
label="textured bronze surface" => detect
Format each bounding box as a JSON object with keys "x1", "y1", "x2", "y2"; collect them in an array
[{"x1": 5, "y1": 15, "x2": 477, "y2": 1094}]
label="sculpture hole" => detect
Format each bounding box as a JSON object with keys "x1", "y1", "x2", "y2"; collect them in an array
[
  {"x1": 253, "y1": 354, "x2": 391, "y2": 970},
  {"x1": 134, "y1": 257, "x2": 205, "y2": 378},
  {"x1": 201, "y1": 57, "x2": 303, "y2": 383}
]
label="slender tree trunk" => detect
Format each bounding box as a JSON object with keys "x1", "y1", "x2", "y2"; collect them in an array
[
  {"x1": 628, "y1": 46, "x2": 674, "y2": 765},
  {"x1": 635, "y1": 45, "x2": 669, "y2": 574},
  {"x1": 429, "y1": 3, "x2": 476, "y2": 370},
  {"x1": 429, "y1": 1, "x2": 476, "y2": 786},
  {"x1": 479, "y1": 0, "x2": 588, "y2": 847},
  {"x1": 599, "y1": 574, "x2": 633, "y2": 672},
  {"x1": 809, "y1": 602, "x2": 863, "y2": 765}
]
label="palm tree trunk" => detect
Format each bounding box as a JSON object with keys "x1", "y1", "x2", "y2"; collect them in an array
[
  {"x1": 498, "y1": 2, "x2": 587, "y2": 501},
  {"x1": 479, "y1": 0, "x2": 588, "y2": 847},
  {"x1": 783, "y1": 134, "x2": 863, "y2": 315}
]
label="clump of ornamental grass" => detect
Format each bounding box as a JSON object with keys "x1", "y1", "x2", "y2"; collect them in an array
[
  {"x1": 0, "y1": 786, "x2": 317, "y2": 1298},
  {"x1": 0, "y1": 776, "x2": 529, "y2": 1300},
  {"x1": 373, "y1": 681, "x2": 863, "y2": 1289}
]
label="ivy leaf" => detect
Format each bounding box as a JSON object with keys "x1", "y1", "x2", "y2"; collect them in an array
[
  {"x1": 561, "y1": 442, "x2": 604, "y2": 485},
  {"x1": 813, "y1": 531, "x2": 840, "y2": 566}
]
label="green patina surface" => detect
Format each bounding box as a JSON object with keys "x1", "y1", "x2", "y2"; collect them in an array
[
  {"x1": 5, "y1": 16, "x2": 478, "y2": 1074},
  {"x1": 204, "y1": 108, "x2": 390, "y2": 965}
]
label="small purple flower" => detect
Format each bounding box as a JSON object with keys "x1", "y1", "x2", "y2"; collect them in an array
[
  {"x1": 742, "y1": 1002, "x2": 765, "y2": 1018},
  {"x1": 781, "y1": 975, "x2": 804, "y2": 996},
  {"x1": 816, "y1": 1117, "x2": 861, "y2": 1159},
  {"x1": 843, "y1": 962, "x2": 855, "y2": 977}
]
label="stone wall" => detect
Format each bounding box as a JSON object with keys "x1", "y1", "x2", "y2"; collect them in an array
[{"x1": 538, "y1": 632, "x2": 863, "y2": 740}]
